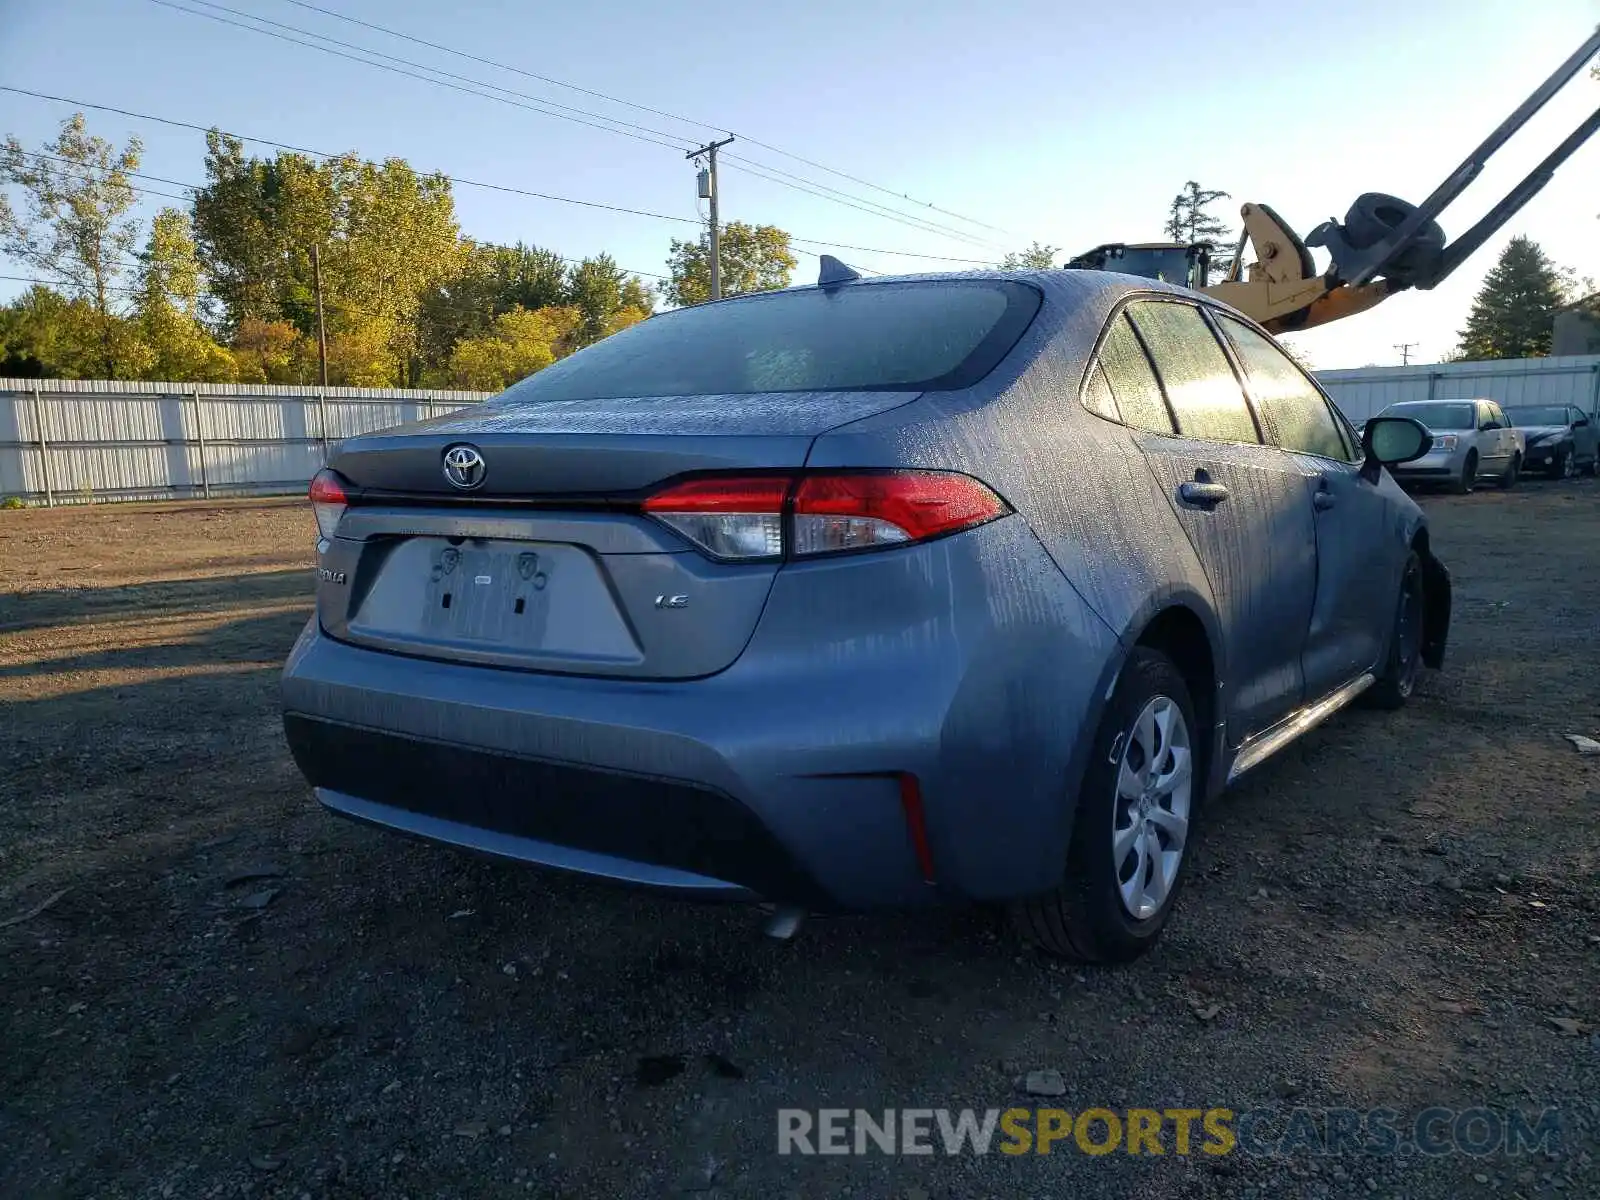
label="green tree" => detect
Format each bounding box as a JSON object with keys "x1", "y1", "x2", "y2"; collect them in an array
[
  {"x1": 194, "y1": 141, "x2": 463, "y2": 384},
  {"x1": 1163, "y1": 181, "x2": 1236, "y2": 281},
  {"x1": 1455, "y1": 236, "x2": 1572, "y2": 360},
  {"x1": 565, "y1": 253, "x2": 625, "y2": 348},
  {"x1": 446, "y1": 305, "x2": 582, "y2": 390},
  {"x1": 562, "y1": 254, "x2": 657, "y2": 348},
  {"x1": 419, "y1": 240, "x2": 576, "y2": 371},
  {"x1": 1163, "y1": 181, "x2": 1233, "y2": 246},
  {"x1": 0, "y1": 113, "x2": 144, "y2": 373},
  {"x1": 192, "y1": 131, "x2": 285, "y2": 333},
  {"x1": 134, "y1": 208, "x2": 237, "y2": 382},
  {"x1": 665, "y1": 222, "x2": 796, "y2": 307},
  {"x1": 0, "y1": 286, "x2": 104, "y2": 376},
  {"x1": 999, "y1": 242, "x2": 1059, "y2": 270}
]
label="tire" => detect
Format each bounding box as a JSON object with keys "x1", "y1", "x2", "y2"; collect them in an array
[
  {"x1": 1341, "y1": 193, "x2": 1446, "y2": 285},
  {"x1": 1452, "y1": 451, "x2": 1477, "y2": 495},
  {"x1": 1582, "y1": 455, "x2": 1598, "y2": 478},
  {"x1": 1498, "y1": 453, "x2": 1520, "y2": 490},
  {"x1": 1547, "y1": 446, "x2": 1572, "y2": 480},
  {"x1": 1010, "y1": 648, "x2": 1199, "y2": 963},
  {"x1": 1363, "y1": 552, "x2": 1425, "y2": 711}
]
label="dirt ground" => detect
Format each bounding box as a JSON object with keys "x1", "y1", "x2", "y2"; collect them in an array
[{"x1": 2, "y1": 482, "x2": 1597, "y2": 1200}]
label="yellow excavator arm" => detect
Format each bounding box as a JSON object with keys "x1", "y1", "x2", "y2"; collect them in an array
[
  {"x1": 1202, "y1": 204, "x2": 1393, "y2": 334},
  {"x1": 1067, "y1": 25, "x2": 1600, "y2": 334}
]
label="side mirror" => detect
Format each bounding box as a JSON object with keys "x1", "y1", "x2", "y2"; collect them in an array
[
  {"x1": 1361, "y1": 416, "x2": 1433, "y2": 482},
  {"x1": 1576, "y1": 417, "x2": 1591, "y2": 428}
]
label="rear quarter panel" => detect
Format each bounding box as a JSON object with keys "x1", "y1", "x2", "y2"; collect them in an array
[
  {"x1": 807, "y1": 272, "x2": 1223, "y2": 665},
  {"x1": 807, "y1": 272, "x2": 1229, "y2": 794}
]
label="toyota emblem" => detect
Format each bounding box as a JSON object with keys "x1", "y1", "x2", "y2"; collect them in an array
[{"x1": 441, "y1": 444, "x2": 486, "y2": 490}]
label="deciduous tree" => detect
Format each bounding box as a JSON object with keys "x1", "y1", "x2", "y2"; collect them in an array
[
  {"x1": 0, "y1": 113, "x2": 144, "y2": 373},
  {"x1": 231, "y1": 316, "x2": 308, "y2": 384},
  {"x1": 134, "y1": 208, "x2": 236, "y2": 381},
  {"x1": 446, "y1": 305, "x2": 582, "y2": 391},
  {"x1": 665, "y1": 223, "x2": 795, "y2": 307}
]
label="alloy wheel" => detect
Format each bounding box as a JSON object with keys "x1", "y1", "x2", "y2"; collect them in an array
[{"x1": 1111, "y1": 696, "x2": 1193, "y2": 920}]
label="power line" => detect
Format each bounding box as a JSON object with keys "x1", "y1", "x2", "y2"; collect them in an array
[
  {"x1": 147, "y1": 0, "x2": 1002, "y2": 250},
  {"x1": 0, "y1": 86, "x2": 993, "y2": 267},
  {"x1": 145, "y1": 0, "x2": 693, "y2": 153},
  {"x1": 268, "y1": 0, "x2": 1012, "y2": 237},
  {"x1": 8, "y1": 148, "x2": 199, "y2": 201},
  {"x1": 0, "y1": 85, "x2": 702, "y2": 225}
]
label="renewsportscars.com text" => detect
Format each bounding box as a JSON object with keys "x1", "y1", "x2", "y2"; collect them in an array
[{"x1": 777, "y1": 1106, "x2": 1563, "y2": 1158}]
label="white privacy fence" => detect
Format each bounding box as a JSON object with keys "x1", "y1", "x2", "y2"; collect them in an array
[
  {"x1": 0, "y1": 379, "x2": 489, "y2": 505},
  {"x1": 1317, "y1": 355, "x2": 1600, "y2": 424}
]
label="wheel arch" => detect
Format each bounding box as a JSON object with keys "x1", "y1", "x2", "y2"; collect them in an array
[
  {"x1": 1411, "y1": 526, "x2": 1452, "y2": 668},
  {"x1": 1108, "y1": 593, "x2": 1228, "y2": 802}
]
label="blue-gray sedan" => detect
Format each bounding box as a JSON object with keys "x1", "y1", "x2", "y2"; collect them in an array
[{"x1": 282, "y1": 266, "x2": 1450, "y2": 962}]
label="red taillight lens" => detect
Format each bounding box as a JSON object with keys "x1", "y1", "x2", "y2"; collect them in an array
[
  {"x1": 309, "y1": 468, "x2": 350, "y2": 541},
  {"x1": 791, "y1": 471, "x2": 1009, "y2": 556},
  {"x1": 640, "y1": 470, "x2": 1009, "y2": 561}
]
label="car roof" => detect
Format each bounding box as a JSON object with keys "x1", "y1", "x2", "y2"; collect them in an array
[{"x1": 773, "y1": 265, "x2": 1200, "y2": 304}]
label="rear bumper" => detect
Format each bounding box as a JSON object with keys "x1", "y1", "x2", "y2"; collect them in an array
[
  {"x1": 287, "y1": 714, "x2": 801, "y2": 902},
  {"x1": 280, "y1": 517, "x2": 1122, "y2": 910}
]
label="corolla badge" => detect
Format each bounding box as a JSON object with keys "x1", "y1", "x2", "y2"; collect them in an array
[{"x1": 441, "y1": 443, "x2": 487, "y2": 490}]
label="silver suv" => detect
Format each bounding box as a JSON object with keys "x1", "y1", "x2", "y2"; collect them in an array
[{"x1": 1377, "y1": 399, "x2": 1525, "y2": 493}]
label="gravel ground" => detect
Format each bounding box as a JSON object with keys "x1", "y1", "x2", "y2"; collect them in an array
[{"x1": 2, "y1": 484, "x2": 1597, "y2": 1200}]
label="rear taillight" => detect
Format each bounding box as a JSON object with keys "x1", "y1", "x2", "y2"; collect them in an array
[
  {"x1": 641, "y1": 470, "x2": 1010, "y2": 562},
  {"x1": 309, "y1": 468, "x2": 350, "y2": 541},
  {"x1": 642, "y1": 475, "x2": 789, "y2": 561}
]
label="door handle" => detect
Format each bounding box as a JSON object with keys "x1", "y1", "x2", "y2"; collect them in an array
[
  {"x1": 1313, "y1": 488, "x2": 1337, "y2": 511},
  {"x1": 1178, "y1": 480, "x2": 1230, "y2": 507}
]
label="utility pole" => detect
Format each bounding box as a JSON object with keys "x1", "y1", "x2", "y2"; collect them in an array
[
  {"x1": 687, "y1": 136, "x2": 735, "y2": 300},
  {"x1": 1394, "y1": 341, "x2": 1418, "y2": 366},
  {"x1": 311, "y1": 244, "x2": 329, "y2": 386}
]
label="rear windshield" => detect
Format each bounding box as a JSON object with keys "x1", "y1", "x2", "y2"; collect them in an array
[
  {"x1": 1506, "y1": 405, "x2": 1566, "y2": 425},
  {"x1": 498, "y1": 280, "x2": 1041, "y2": 402},
  {"x1": 1381, "y1": 401, "x2": 1475, "y2": 431}
]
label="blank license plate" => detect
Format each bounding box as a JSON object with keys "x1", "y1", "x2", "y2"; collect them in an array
[{"x1": 420, "y1": 543, "x2": 551, "y2": 643}]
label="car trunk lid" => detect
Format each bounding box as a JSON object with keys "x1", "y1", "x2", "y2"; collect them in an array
[{"x1": 317, "y1": 390, "x2": 921, "y2": 679}]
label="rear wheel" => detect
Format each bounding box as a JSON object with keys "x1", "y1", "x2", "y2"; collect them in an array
[
  {"x1": 1453, "y1": 451, "x2": 1478, "y2": 495},
  {"x1": 1582, "y1": 454, "x2": 1599, "y2": 478},
  {"x1": 1498, "y1": 453, "x2": 1520, "y2": 490},
  {"x1": 1011, "y1": 648, "x2": 1198, "y2": 963},
  {"x1": 1363, "y1": 552, "x2": 1424, "y2": 711}
]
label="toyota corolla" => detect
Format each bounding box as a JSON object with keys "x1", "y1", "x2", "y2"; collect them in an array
[{"x1": 281, "y1": 264, "x2": 1450, "y2": 962}]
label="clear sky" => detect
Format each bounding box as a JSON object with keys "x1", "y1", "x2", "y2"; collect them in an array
[{"x1": 2, "y1": 0, "x2": 1596, "y2": 369}]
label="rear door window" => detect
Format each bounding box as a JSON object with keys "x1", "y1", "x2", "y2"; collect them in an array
[
  {"x1": 1094, "y1": 314, "x2": 1174, "y2": 435},
  {"x1": 1127, "y1": 301, "x2": 1259, "y2": 444},
  {"x1": 1216, "y1": 314, "x2": 1354, "y2": 461},
  {"x1": 499, "y1": 279, "x2": 1041, "y2": 402}
]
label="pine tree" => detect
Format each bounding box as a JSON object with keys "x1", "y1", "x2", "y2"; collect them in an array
[
  {"x1": 1163, "y1": 182, "x2": 1233, "y2": 247},
  {"x1": 1455, "y1": 236, "x2": 1570, "y2": 360}
]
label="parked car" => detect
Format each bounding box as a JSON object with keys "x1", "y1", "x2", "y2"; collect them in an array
[
  {"x1": 1373, "y1": 398, "x2": 1525, "y2": 493},
  {"x1": 281, "y1": 268, "x2": 1451, "y2": 964},
  {"x1": 1504, "y1": 404, "x2": 1599, "y2": 478}
]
